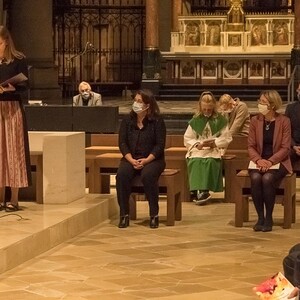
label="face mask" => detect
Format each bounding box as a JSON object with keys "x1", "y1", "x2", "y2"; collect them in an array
[
  {"x1": 258, "y1": 103, "x2": 270, "y2": 115},
  {"x1": 82, "y1": 92, "x2": 90, "y2": 100},
  {"x1": 132, "y1": 101, "x2": 145, "y2": 113},
  {"x1": 203, "y1": 113, "x2": 212, "y2": 118}
]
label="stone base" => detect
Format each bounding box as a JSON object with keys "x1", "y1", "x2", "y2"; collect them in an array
[
  {"x1": 0, "y1": 194, "x2": 118, "y2": 274},
  {"x1": 141, "y1": 79, "x2": 161, "y2": 96},
  {"x1": 29, "y1": 131, "x2": 85, "y2": 204}
]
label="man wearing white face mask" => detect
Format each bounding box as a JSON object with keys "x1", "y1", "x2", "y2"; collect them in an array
[
  {"x1": 184, "y1": 91, "x2": 232, "y2": 205},
  {"x1": 285, "y1": 82, "x2": 300, "y2": 166},
  {"x1": 73, "y1": 81, "x2": 102, "y2": 106},
  {"x1": 218, "y1": 94, "x2": 250, "y2": 136}
]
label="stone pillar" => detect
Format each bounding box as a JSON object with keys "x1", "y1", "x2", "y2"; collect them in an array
[
  {"x1": 10, "y1": 0, "x2": 61, "y2": 104},
  {"x1": 141, "y1": 0, "x2": 161, "y2": 94},
  {"x1": 291, "y1": 0, "x2": 300, "y2": 69},
  {"x1": 242, "y1": 60, "x2": 248, "y2": 84},
  {"x1": 217, "y1": 60, "x2": 223, "y2": 84},
  {"x1": 264, "y1": 60, "x2": 270, "y2": 84},
  {"x1": 172, "y1": 0, "x2": 182, "y2": 32}
]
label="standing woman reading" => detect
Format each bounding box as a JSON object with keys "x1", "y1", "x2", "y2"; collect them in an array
[{"x1": 0, "y1": 26, "x2": 31, "y2": 211}]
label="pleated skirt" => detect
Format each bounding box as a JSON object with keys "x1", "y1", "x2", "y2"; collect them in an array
[{"x1": 0, "y1": 101, "x2": 31, "y2": 187}]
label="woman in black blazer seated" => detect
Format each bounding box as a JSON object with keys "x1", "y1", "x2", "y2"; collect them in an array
[{"x1": 116, "y1": 89, "x2": 166, "y2": 229}]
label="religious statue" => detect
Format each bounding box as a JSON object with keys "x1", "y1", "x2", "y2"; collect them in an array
[
  {"x1": 251, "y1": 22, "x2": 267, "y2": 46},
  {"x1": 185, "y1": 23, "x2": 200, "y2": 46},
  {"x1": 228, "y1": 0, "x2": 244, "y2": 24},
  {"x1": 273, "y1": 22, "x2": 289, "y2": 45}
]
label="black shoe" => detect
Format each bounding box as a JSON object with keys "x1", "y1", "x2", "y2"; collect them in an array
[
  {"x1": 190, "y1": 191, "x2": 197, "y2": 201},
  {"x1": 193, "y1": 191, "x2": 211, "y2": 205},
  {"x1": 262, "y1": 219, "x2": 273, "y2": 232},
  {"x1": 150, "y1": 216, "x2": 159, "y2": 229},
  {"x1": 253, "y1": 224, "x2": 264, "y2": 232},
  {"x1": 118, "y1": 215, "x2": 129, "y2": 228},
  {"x1": 262, "y1": 225, "x2": 272, "y2": 232},
  {"x1": 253, "y1": 219, "x2": 265, "y2": 232}
]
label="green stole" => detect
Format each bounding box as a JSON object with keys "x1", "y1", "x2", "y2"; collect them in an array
[{"x1": 189, "y1": 114, "x2": 228, "y2": 138}]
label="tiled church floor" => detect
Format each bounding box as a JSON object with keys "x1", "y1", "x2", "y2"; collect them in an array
[
  {"x1": 0, "y1": 96, "x2": 294, "y2": 299},
  {"x1": 1, "y1": 190, "x2": 300, "y2": 299}
]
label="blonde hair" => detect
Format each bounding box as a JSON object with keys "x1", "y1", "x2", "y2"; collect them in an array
[
  {"x1": 219, "y1": 94, "x2": 233, "y2": 106},
  {"x1": 78, "y1": 81, "x2": 91, "y2": 92},
  {"x1": 260, "y1": 90, "x2": 282, "y2": 111},
  {"x1": 0, "y1": 26, "x2": 25, "y2": 63},
  {"x1": 195, "y1": 91, "x2": 218, "y2": 117}
]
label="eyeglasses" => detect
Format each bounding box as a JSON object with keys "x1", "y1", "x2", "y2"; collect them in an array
[
  {"x1": 80, "y1": 89, "x2": 90, "y2": 93},
  {"x1": 257, "y1": 97, "x2": 270, "y2": 105}
]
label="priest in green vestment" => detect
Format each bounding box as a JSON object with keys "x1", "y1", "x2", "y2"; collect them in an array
[{"x1": 184, "y1": 91, "x2": 232, "y2": 205}]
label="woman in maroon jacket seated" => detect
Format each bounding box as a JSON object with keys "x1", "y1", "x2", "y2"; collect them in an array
[{"x1": 248, "y1": 90, "x2": 292, "y2": 232}]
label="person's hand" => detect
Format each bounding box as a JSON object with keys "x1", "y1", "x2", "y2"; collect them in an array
[
  {"x1": 196, "y1": 143, "x2": 203, "y2": 150},
  {"x1": 6, "y1": 83, "x2": 16, "y2": 92},
  {"x1": 196, "y1": 140, "x2": 215, "y2": 149},
  {"x1": 288, "y1": 287, "x2": 299, "y2": 299},
  {"x1": 131, "y1": 159, "x2": 143, "y2": 170},
  {"x1": 136, "y1": 158, "x2": 148, "y2": 167},
  {"x1": 293, "y1": 146, "x2": 300, "y2": 156},
  {"x1": 202, "y1": 140, "x2": 216, "y2": 148},
  {"x1": 0, "y1": 83, "x2": 16, "y2": 94},
  {"x1": 256, "y1": 159, "x2": 272, "y2": 172}
]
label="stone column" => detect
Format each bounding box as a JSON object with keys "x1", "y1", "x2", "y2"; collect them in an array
[
  {"x1": 242, "y1": 60, "x2": 248, "y2": 84},
  {"x1": 217, "y1": 60, "x2": 223, "y2": 84},
  {"x1": 264, "y1": 60, "x2": 270, "y2": 84},
  {"x1": 172, "y1": 0, "x2": 182, "y2": 32},
  {"x1": 10, "y1": 0, "x2": 61, "y2": 104},
  {"x1": 291, "y1": 0, "x2": 300, "y2": 69},
  {"x1": 142, "y1": 0, "x2": 161, "y2": 94}
]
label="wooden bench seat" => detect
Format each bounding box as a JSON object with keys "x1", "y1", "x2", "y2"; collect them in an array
[
  {"x1": 91, "y1": 153, "x2": 182, "y2": 225},
  {"x1": 233, "y1": 170, "x2": 296, "y2": 229},
  {"x1": 85, "y1": 146, "x2": 120, "y2": 156},
  {"x1": 129, "y1": 169, "x2": 182, "y2": 226}
]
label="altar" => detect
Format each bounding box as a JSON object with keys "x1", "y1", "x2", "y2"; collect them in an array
[{"x1": 162, "y1": 0, "x2": 294, "y2": 85}]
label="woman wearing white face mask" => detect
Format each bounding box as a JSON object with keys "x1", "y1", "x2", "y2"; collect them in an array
[
  {"x1": 218, "y1": 94, "x2": 250, "y2": 136},
  {"x1": 72, "y1": 81, "x2": 102, "y2": 106},
  {"x1": 184, "y1": 91, "x2": 232, "y2": 205},
  {"x1": 116, "y1": 89, "x2": 166, "y2": 229},
  {"x1": 248, "y1": 90, "x2": 292, "y2": 232}
]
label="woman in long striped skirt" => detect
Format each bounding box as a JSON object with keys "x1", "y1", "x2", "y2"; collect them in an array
[{"x1": 0, "y1": 26, "x2": 31, "y2": 212}]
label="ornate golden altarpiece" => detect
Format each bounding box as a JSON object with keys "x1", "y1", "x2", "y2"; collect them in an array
[{"x1": 162, "y1": 0, "x2": 294, "y2": 85}]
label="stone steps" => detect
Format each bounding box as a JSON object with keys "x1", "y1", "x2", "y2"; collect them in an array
[
  {"x1": 0, "y1": 194, "x2": 118, "y2": 274},
  {"x1": 157, "y1": 83, "x2": 289, "y2": 101}
]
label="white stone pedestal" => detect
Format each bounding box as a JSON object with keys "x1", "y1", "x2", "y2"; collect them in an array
[{"x1": 29, "y1": 132, "x2": 85, "y2": 204}]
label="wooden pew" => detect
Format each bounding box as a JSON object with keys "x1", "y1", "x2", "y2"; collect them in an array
[
  {"x1": 90, "y1": 153, "x2": 182, "y2": 225},
  {"x1": 233, "y1": 170, "x2": 296, "y2": 229},
  {"x1": 87, "y1": 134, "x2": 249, "y2": 203}
]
